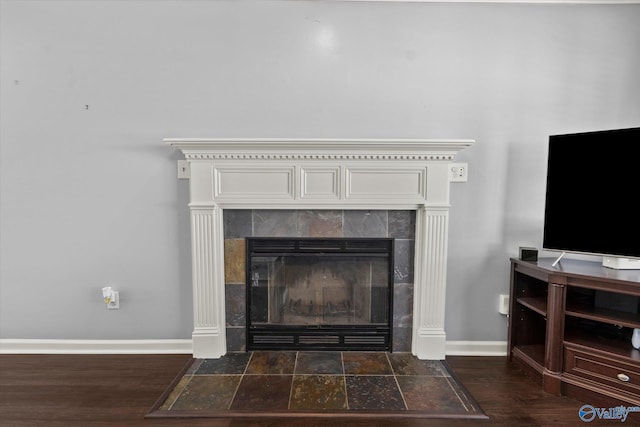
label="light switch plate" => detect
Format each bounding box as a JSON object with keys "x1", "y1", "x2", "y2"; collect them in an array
[
  {"x1": 498, "y1": 294, "x2": 509, "y2": 315},
  {"x1": 107, "y1": 291, "x2": 119, "y2": 310},
  {"x1": 177, "y1": 160, "x2": 190, "y2": 179}
]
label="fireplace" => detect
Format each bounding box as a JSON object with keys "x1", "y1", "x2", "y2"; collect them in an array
[
  {"x1": 246, "y1": 237, "x2": 393, "y2": 351},
  {"x1": 166, "y1": 138, "x2": 474, "y2": 360}
]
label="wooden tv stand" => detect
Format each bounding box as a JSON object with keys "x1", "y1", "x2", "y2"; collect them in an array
[{"x1": 508, "y1": 257, "x2": 640, "y2": 406}]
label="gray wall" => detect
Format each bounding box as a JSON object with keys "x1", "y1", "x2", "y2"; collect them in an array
[{"x1": 1, "y1": 0, "x2": 639, "y2": 342}]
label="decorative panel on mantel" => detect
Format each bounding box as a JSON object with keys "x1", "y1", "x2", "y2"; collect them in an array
[
  {"x1": 215, "y1": 166, "x2": 295, "y2": 200},
  {"x1": 345, "y1": 167, "x2": 426, "y2": 200},
  {"x1": 300, "y1": 167, "x2": 340, "y2": 200}
]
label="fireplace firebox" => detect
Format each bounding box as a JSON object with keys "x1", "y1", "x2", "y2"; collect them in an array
[{"x1": 246, "y1": 237, "x2": 394, "y2": 351}]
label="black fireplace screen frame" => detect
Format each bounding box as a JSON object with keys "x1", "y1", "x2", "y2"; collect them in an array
[{"x1": 246, "y1": 237, "x2": 394, "y2": 351}]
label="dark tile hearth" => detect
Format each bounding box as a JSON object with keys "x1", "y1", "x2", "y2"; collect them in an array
[
  {"x1": 295, "y1": 351, "x2": 344, "y2": 375},
  {"x1": 290, "y1": 374, "x2": 347, "y2": 410},
  {"x1": 231, "y1": 374, "x2": 293, "y2": 411},
  {"x1": 346, "y1": 375, "x2": 406, "y2": 411},
  {"x1": 150, "y1": 351, "x2": 487, "y2": 419}
]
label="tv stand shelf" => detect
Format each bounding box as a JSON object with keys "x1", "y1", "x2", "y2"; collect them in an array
[
  {"x1": 508, "y1": 257, "x2": 640, "y2": 406},
  {"x1": 565, "y1": 303, "x2": 640, "y2": 329},
  {"x1": 517, "y1": 297, "x2": 547, "y2": 316}
]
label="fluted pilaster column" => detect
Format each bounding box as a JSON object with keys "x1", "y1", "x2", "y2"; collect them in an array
[
  {"x1": 190, "y1": 205, "x2": 226, "y2": 358},
  {"x1": 412, "y1": 205, "x2": 449, "y2": 359}
]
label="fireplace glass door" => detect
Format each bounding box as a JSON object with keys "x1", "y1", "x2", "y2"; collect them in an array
[{"x1": 246, "y1": 238, "x2": 393, "y2": 351}]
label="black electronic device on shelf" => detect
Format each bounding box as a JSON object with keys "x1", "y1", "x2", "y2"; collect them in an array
[{"x1": 542, "y1": 127, "x2": 640, "y2": 269}]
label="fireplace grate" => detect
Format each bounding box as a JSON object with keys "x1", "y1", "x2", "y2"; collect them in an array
[
  {"x1": 249, "y1": 329, "x2": 391, "y2": 351},
  {"x1": 248, "y1": 237, "x2": 391, "y2": 254},
  {"x1": 298, "y1": 336, "x2": 340, "y2": 345},
  {"x1": 252, "y1": 335, "x2": 295, "y2": 345},
  {"x1": 344, "y1": 335, "x2": 387, "y2": 345}
]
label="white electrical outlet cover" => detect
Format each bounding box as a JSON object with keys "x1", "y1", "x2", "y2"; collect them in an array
[
  {"x1": 107, "y1": 291, "x2": 120, "y2": 310},
  {"x1": 450, "y1": 162, "x2": 468, "y2": 182}
]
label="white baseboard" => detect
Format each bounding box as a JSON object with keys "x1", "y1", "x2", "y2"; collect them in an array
[
  {"x1": 0, "y1": 339, "x2": 506, "y2": 356},
  {"x1": 0, "y1": 339, "x2": 193, "y2": 354},
  {"x1": 445, "y1": 340, "x2": 508, "y2": 356}
]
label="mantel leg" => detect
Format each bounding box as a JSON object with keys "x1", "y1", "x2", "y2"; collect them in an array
[
  {"x1": 190, "y1": 206, "x2": 227, "y2": 358},
  {"x1": 412, "y1": 206, "x2": 449, "y2": 360}
]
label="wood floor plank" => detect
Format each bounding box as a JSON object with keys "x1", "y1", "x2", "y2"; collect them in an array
[{"x1": 0, "y1": 354, "x2": 596, "y2": 426}]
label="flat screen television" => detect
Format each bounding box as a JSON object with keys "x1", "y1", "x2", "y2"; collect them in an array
[{"x1": 542, "y1": 127, "x2": 640, "y2": 269}]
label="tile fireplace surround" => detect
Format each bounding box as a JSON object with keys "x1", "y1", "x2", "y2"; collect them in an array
[{"x1": 167, "y1": 138, "x2": 473, "y2": 360}]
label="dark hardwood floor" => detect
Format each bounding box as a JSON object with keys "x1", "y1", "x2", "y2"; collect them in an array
[{"x1": 0, "y1": 354, "x2": 588, "y2": 426}]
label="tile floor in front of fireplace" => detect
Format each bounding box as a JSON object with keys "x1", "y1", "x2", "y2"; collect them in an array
[{"x1": 159, "y1": 351, "x2": 480, "y2": 414}]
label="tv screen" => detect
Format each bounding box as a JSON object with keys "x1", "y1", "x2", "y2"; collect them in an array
[{"x1": 543, "y1": 127, "x2": 640, "y2": 259}]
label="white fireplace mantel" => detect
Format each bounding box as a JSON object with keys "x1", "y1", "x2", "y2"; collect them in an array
[{"x1": 166, "y1": 138, "x2": 474, "y2": 360}]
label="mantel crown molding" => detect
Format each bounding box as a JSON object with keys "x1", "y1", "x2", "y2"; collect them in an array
[{"x1": 165, "y1": 138, "x2": 474, "y2": 161}]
